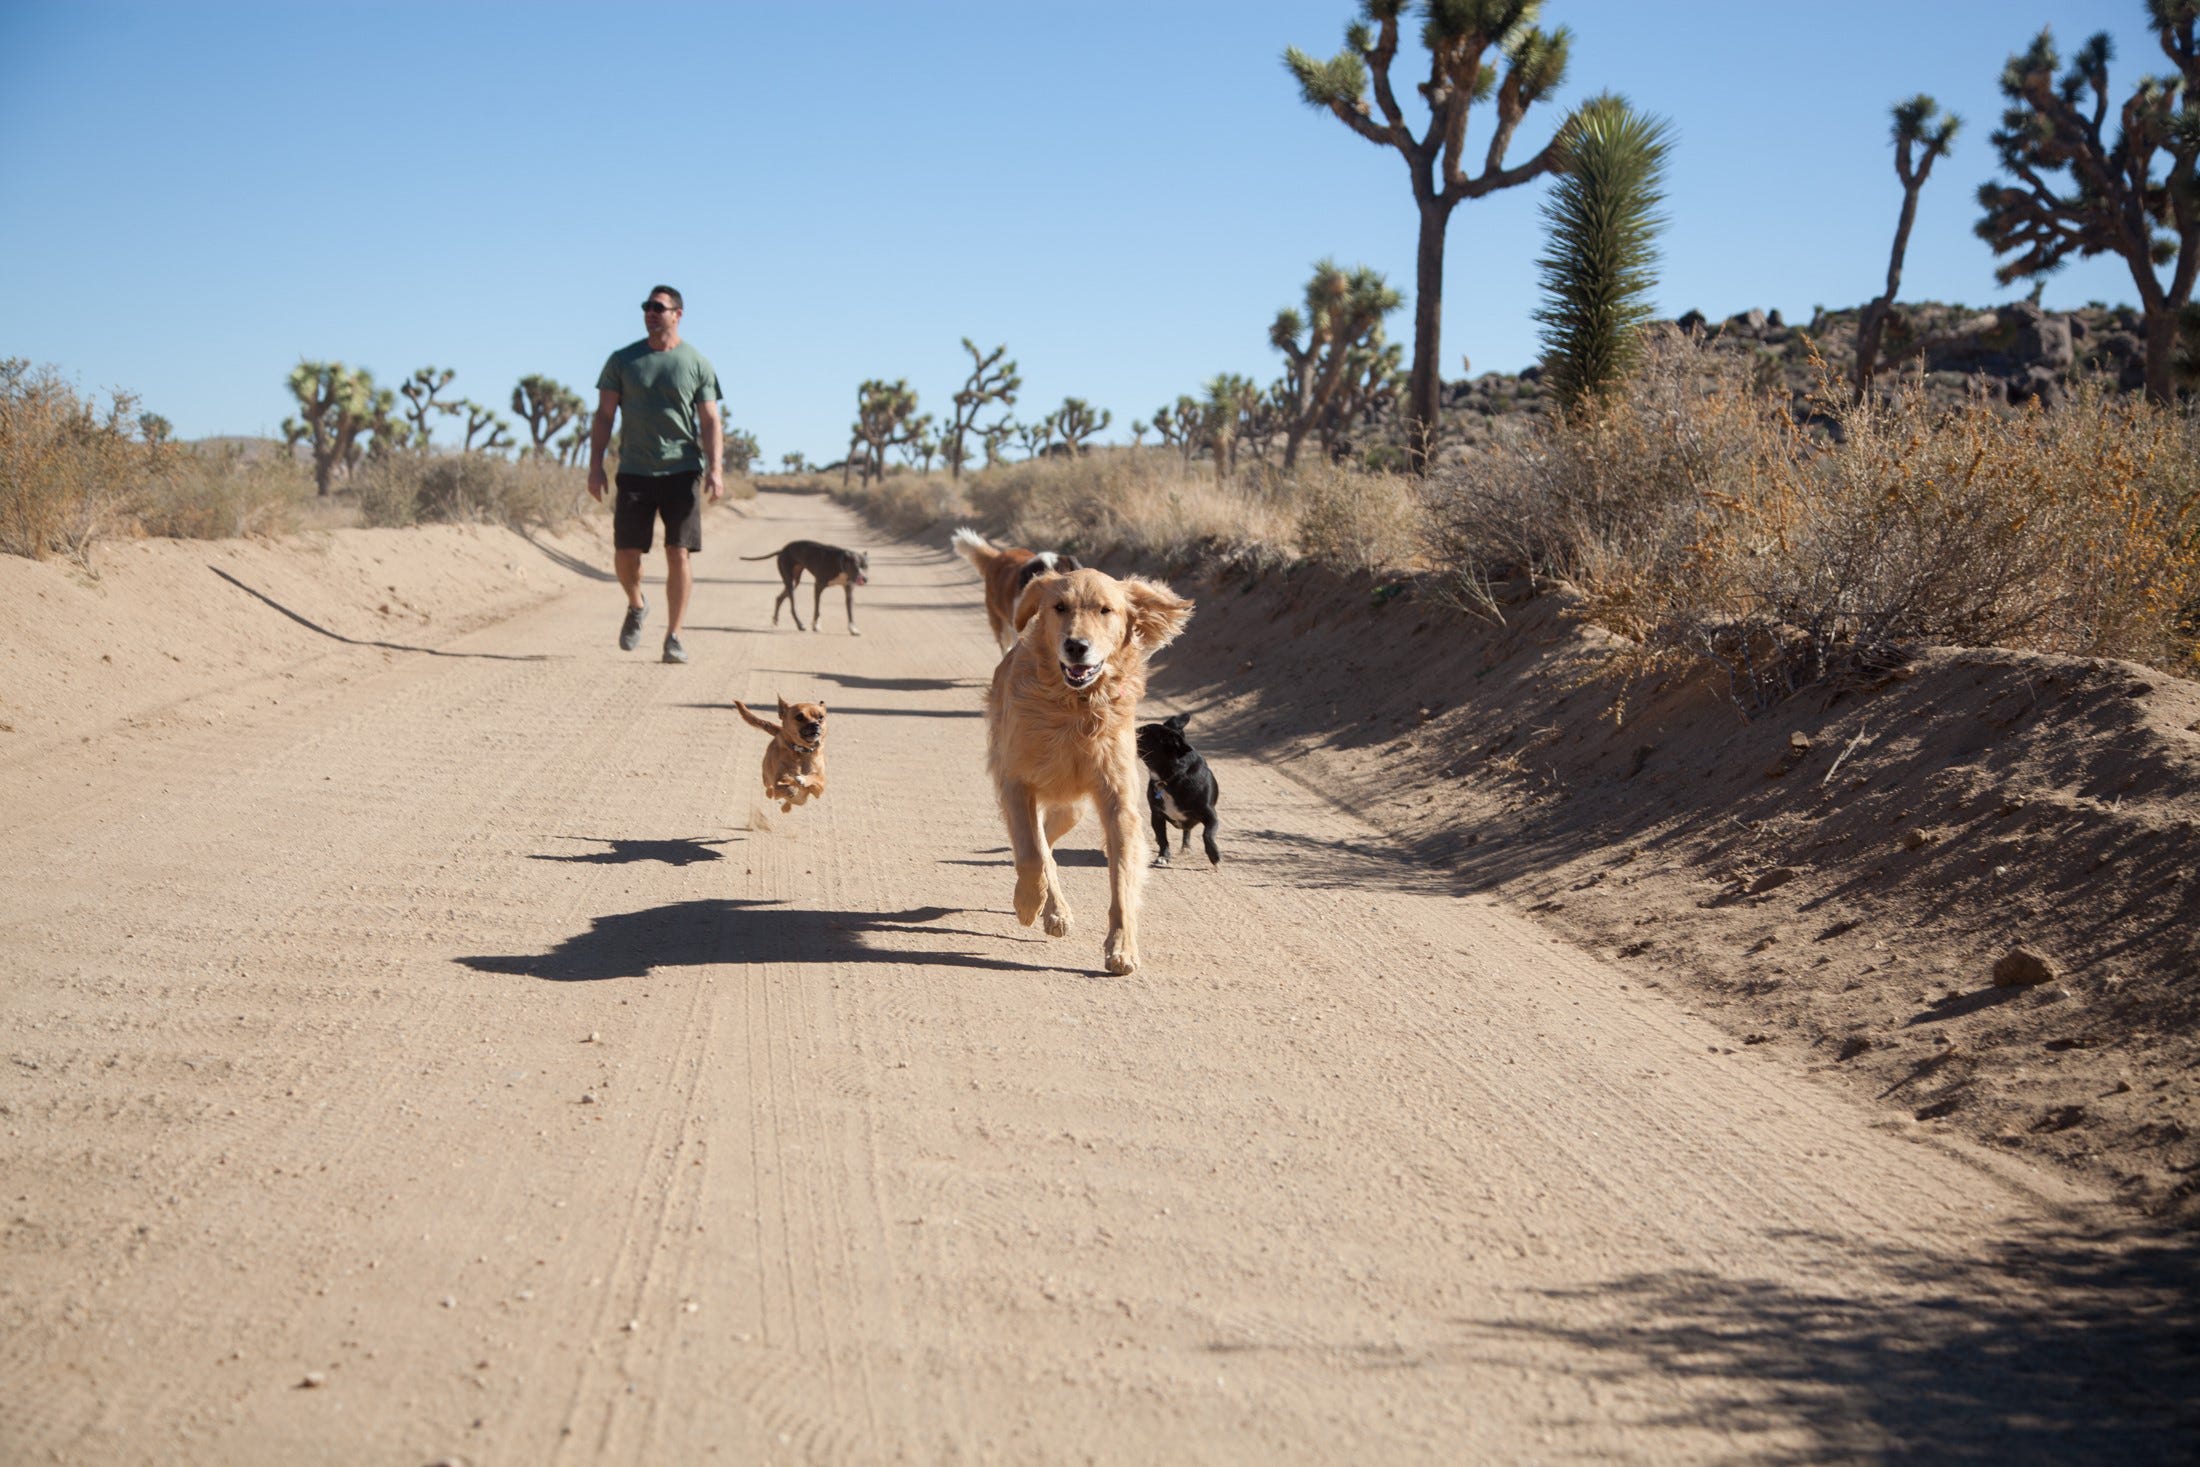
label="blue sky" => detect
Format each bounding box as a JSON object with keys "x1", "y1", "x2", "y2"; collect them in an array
[{"x1": 0, "y1": 1, "x2": 2168, "y2": 463}]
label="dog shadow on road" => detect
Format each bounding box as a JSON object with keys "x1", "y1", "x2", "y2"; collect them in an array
[
  {"x1": 459, "y1": 899, "x2": 1081, "y2": 981},
  {"x1": 529, "y1": 836, "x2": 738, "y2": 867}
]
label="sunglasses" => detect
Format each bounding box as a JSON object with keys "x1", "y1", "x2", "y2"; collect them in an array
[{"x1": 641, "y1": 300, "x2": 677, "y2": 313}]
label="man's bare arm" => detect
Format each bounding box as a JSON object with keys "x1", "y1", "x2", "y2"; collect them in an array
[
  {"x1": 698, "y1": 399, "x2": 725, "y2": 501},
  {"x1": 586, "y1": 388, "x2": 618, "y2": 500}
]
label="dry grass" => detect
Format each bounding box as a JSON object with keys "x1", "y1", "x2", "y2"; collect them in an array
[
  {"x1": 135, "y1": 444, "x2": 310, "y2": 540},
  {"x1": 821, "y1": 449, "x2": 1422, "y2": 577},
  {"x1": 353, "y1": 451, "x2": 590, "y2": 531},
  {"x1": 1428, "y1": 336, "x2": 2200, "y2": 698},
  {"x1": 1, "y1": 360, "x2": 160, "y2": 561}
]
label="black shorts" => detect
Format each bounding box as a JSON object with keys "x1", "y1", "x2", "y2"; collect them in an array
[{"x1": 613, "y1": 470, "x2": 704, "y2": 553}]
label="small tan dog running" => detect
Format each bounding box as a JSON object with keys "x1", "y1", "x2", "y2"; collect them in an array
[
  {"x1": 734, "y1": 696, "x2": 828, "y2": 812},
  {"x1": 986, "y1": 566, "x2": 1193, "y2": 975}
]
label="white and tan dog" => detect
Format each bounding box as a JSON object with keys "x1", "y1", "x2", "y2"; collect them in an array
[{"x1": 985, "y1": 566, "x2": 1192, "y2": 974}]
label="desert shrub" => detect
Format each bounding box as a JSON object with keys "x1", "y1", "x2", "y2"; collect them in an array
[
  {"x1": 1740, "y1": 379, "x2": 2200, "y2": 680},
  {"x1": 825, "y1": 469, "x2": 968, "y2": 540},
  {"x1": 134, "y1": 443, "x2": 310, "y2": 540},
  {"x1": 355, "y1": 451, "x2": 587, "y2": 530},
  {"x1": 1428, "y1": 336, "x2": 2200, "y2": 694},
  {"x1": 1291, "y1": 459, "x2": 1427, "y2": 574},
  {"x1": 961, "y1": 449, "x2": 1298, "y2": 567},
  {"x1": 0, "y1": 359, "x2": 155, "y2": 561}
]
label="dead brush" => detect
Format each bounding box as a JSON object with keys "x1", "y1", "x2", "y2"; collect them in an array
[
  {"x1": 1291, "y1": 459, "x2": 1428, "y2": 574},
  {"x1": 1725, "y1": 373, "x2": 2200, "y2": 686},
  {"x1": 0, "y1": 359, "x2": 157, "y2": 562},
  {"x1": 1426, "y1": 333, "x2": 2200, "y2": 704},
  {"x1": 135, "y1": 443, "x2": 309, "y2": 540},
  {"x1": 356, "y1": 451, "x2": 588, "y2": 530}
]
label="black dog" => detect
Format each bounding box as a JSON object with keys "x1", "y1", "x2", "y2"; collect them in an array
[
  {"x1": 739, "y1": 540, "x2": 869, "y2": 635},
  {"x1": 1136, "y1": 712, "x2": 1220, "y2": 867}
]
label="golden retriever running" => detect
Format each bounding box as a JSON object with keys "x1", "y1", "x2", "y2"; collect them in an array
[{"x1": 985, "y1": 566, "x2": 1192, "y2": 974}]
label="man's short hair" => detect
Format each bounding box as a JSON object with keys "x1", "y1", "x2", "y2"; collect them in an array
[{"x1": 648, "y1": 284, "x2": 684, "y2": 310}]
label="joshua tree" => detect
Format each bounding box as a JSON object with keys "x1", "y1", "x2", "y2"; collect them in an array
[
  {"x1": 457, "y1": 400, "x2": 515, "y2": 455},
  {"x1": 512, "y1": 375, "x2": 583, "y2": 458},
  {"x1": 399, "y1": 366, "x2": 460, "y2": 447},
  {"x1": 1051, "y1": 397, "x2": 1112, "y2": 455},
  {"x1": 1852, "y1": 96, "x2": 1959, "y2": 401},
  {"x1": 1288, "y1": 0, "x2": 1578, "y2": 472},
  {"x1": 1271, "y1": 259, "x2": 1405, "y2": 466},
  {"x1": 849, "y1": 378, "x2": 920, "y2": 483},
  {"x1": 903, "y1": 418, "x2": 940, "y2": 471},
  {"x1": 1151, "y1": 396, "x2": 1205, "y2": 465},
  {"x1": 138, "y1": 412, "x2": 173, "y2": 446},
  {"x1": 781, "y1": 450, "x2": 810, "y2": 474},
  {"x1": 1013, "y1": 417, "x2": 1055, "y2": 460},
  {"x1": 1129, "y1": 419, "x2": 1150, "y2": 447},
  {"x1": 1202, "y1": 374, "x2": 1259, "y2": 482},
  {"x1": 981, "y1": 422, "x2": 1014, "y2": 468},
  {"x1": 945, "y1": 339, "x2": 1021, "y2": 480},
  {"x1": 724, "y1": 428, "x2": 761, "y2": 475},
  {"x1": 1533, "y1": 93, "x2": 1675, "y2": 414},
  {"x1": 284, "y1": 361, "x2": 389, "y2": 495},
  {"x1": 1976, "y1": 5, "x2": 2200, "y2": 405}
]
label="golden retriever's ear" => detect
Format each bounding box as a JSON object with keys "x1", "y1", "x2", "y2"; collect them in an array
[
  {"x1": 777, "y1": 695, "x2": 792, "y2": 718},
  {"x1": 1012, "y1": 574, "x2": 1059, "y2": 635},
  {"x1": 1123, "y1": 578, "x2": 1193, "y2": 650}
]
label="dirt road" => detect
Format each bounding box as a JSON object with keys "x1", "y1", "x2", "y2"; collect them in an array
[{"x1": 3, "y1": 492, "x2": 2192, "y2": 1464}]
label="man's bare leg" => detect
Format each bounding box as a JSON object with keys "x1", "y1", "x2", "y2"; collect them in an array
[
  {"x1": 664, "y1": 547, "x2": 693, "y2": 636},
  {"x1": 615, "y1": 548, "x2": 645, "y2": 609}
]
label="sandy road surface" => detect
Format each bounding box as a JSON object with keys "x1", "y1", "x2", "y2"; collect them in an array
[{"x1": 3, "y1": 492, "x2": 2193, "y2": 1465}]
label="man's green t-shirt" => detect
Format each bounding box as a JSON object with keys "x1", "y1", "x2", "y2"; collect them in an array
[{"x1": 597, "y1": 340, "x2": 723, "y2": 474}]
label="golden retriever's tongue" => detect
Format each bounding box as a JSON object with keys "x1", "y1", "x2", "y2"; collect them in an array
[{"x1": 1062, "y1": 661, "x2": 1100, "y2": 689}]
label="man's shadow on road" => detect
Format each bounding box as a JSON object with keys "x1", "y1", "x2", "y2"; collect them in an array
[{"x1": 459, "y1": 899, "x2": 1081, "y2": 981}]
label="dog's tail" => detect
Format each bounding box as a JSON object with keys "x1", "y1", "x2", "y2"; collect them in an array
[
  {"x1": 732, "y1": 699, "x2": 781, "y2": 736},
  {"x1": 950, "y1": 526, "x2": 998, "y2": 572},
  {"x1": 736, "y1": 550, "x2": 782, "y2": 561}
]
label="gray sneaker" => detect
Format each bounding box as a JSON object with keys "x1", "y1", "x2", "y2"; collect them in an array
[
  {"x1": 661, "y1": 633, "x2": 688, "y2": 665},
  {"x1": 617, "y1": 596, "x2": 648, "y2": 651}
]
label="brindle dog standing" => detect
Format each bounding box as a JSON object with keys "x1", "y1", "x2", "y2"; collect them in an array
[{"x1": 739, "y1": 540, "x2": 869, "y2": 634}]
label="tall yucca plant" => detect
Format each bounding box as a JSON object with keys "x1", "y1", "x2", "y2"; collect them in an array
[{"x1": 1533, "y1": 94, "x2": 1672, "y2": 414}]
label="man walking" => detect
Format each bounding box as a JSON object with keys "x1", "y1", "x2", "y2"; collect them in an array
[{"x1": 588, "y1": 285, "x2": 725, "y2": 664}]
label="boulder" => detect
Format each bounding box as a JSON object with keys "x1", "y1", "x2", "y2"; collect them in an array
[
  {"x1": 1730, "y1": 308, "x2": 1769, "y2": 333},
  {"x1": 2007, "y1": 366, "x2": 2061, "y2": 410},
  {"x1": 2007, "y1": 301, "x2": 2074, "y2": 370},
  {"x1": 1675, "y1": 309, "x2": 1708, "y2": 334},
  {"x1": 1991, "y1": 945, "x2": 2060, "y2": 987}
]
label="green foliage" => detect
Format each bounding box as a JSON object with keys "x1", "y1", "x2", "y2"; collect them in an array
[
  {"x1": 848, "y1": 378, "x2": 920, "y2": 484},
  {"x1": 1272, "y1": 259, "x2": 1405, "y2": 465},
  {"x1": 723, "y1": 428, "x2": 761, "y2": 474},
  {"x1": 1051, "y1": 398, "x2": 1112, "y2": 455},
  {"x1": 457, "y1": 400, "x2": 515, "y2": 455},
  {"x1": 1533, "y1": 93, "x2": 1673, "y2": 413},
  {"x1": 1975, "y1": 4, "x2": 2200, "y2": 401},
  {"x1": 946, "y1": 339, "x2": 1020, "y2": 480},
  {"x1": 284, "y1": 361, "x2": 390, "y2": 495},
  {"x1": 511, "y1": 374, "x2": 583, "y2": 459},
  {"x1": 399, "y1": 366, "x2": 459, "y2": 446},
  {"x1": 1284, "y1": 0, "x2": 1587, "y2": 470}
]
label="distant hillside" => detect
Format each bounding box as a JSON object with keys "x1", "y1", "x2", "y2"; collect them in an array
[{"x1": 1426, "y1": 298, "x2": 2153, "y2": 458}]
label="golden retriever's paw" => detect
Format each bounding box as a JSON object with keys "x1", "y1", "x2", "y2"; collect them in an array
[
  {"x1": 1014, "y1": 868, "x2": 1047, "y2": 926},
  {"x1": 1042, "y1": 901, "x2": 1073, "y2": 939},
  {"x1": 1104, "y1": 935, "x2": 1138, "y2": 976}
]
